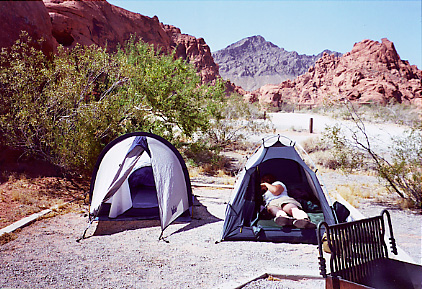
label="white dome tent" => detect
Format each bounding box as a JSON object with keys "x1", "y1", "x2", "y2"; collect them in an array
[{"x1": 81, "y1": 132, "x2": 193, "y2": 240}]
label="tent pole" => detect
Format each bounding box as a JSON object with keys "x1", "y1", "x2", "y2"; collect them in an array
[
  {"x1": 158, "y1": 230, "x2": 170, "y2": 243},
  {"x1": 76, "y1": 220, "x2": 93, "y2": 242}
]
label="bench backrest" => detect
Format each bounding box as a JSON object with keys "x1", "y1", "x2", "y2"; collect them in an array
[{"x1": 317, "y1": 210, "x2": 397, "y2": 285}]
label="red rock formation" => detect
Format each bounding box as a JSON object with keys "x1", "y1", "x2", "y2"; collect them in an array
[
  {"x1": 225, "y1": 80, "x2": 247, "y2": 96},
  {"x1": 161, "y1": 24, "x2": 219, "y2": 83},
  {"x1": 45, "y1": 0, "x2": 172, "y2": 52},
  {"x1": 44, "y1": 0, "x2": 220, "y2": 83},
  {"x1": 0, "y1": 0, "x2": 222, "y2": 84},
  {"x1": 0, "y1": 1, "x2": 57, "y2": 55},
  {"x1": 254, "y1": 38, "x2": 421, "y2": 108}
]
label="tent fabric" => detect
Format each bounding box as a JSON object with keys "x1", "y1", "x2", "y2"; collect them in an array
[
  {"x1": 221, "y1": 135, "x2": 336, "y2": 244},
  {"x1": 148, "y1": 137, "x2": 189, "y2": 229},
  {"x1": 89, "y1": 132, "x2": 192, "y2": 232}
]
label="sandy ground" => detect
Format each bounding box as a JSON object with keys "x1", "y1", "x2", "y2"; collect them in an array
[
  {"x1": 0, "y1": 112, "x2": 420, "y2": 288},
  {"x1": 0, "y1": 175, "x2": 420, "y2": 289},
  {"x1": 266, "y1": 112, "x2": 409, "y2": 161},
  {"x1": 0, "y1": 186, "x2": 326, "y2": 289}
]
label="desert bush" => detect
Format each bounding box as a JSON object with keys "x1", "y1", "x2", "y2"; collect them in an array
[
  {"x1": 380, "y1": 126, "x2": 422, "y2": 207},
  {"x1": 279, "y1": 101, "x2": 297, "y2": 113},
  {"x1": 321, "y1": 124, "x2": 369, "y2": 172},
  {"x1": 300, "y1": 136, "x2": 359, "y2": 170},
  {"x1": 322, "y1": 102, "x2": 422, "y2": 208},
  {"x1": 357, "y1": 102, "x2": 421, "y2": 127},
  {"x1": 197, "y1": 93, "x2": 273, "y2": 150},
  {"x1": 182, "y1": 142, "x2": 230, "y2": 176},
  {"x1": 0, "y1": 232, "x2": 18, "y2": 245},
  {"x1": 300, "y1": 137, "x2": 330, "y2": 154},
  {"x1": 0, "y1": 33, "x2": 226, "y2": 176},
  {"x1": 308, "y1": 150, "x2": 341, "y2": 170},
  {"x1": 300, "y1": 137, "x2": 335, "y2": 169}
]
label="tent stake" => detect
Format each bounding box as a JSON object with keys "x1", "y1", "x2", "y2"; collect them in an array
[
  {"x1": 76, "y1": 220, "x2": 93, "y2": 242},
  {"x1": 159, "y1": 231, "x2": 169, "y2": 243}
]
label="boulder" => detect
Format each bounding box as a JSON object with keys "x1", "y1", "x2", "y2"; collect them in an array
[{"x1": 0, "y1": 1, "x2": 57, "y2": 55}]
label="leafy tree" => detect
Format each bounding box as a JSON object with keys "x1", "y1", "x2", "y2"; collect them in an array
[
  {"x1": 0, "y1": 33, "x2": 226, "y2": 176},
  {"x1": 116, "y1": 37, "x2": 225, "y2": 141}
]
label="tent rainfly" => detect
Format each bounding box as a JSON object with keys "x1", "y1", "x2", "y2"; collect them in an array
[
  {"x1": 220, "y1": 135, "x2": 339, "y2": 244},
  {"x1": 82, "y1": 132, "x2": 193, "y2": 239}
]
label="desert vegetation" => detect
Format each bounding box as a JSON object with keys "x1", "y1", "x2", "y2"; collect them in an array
[
  {"x1": 300, "y1": 102, "x2": 422, "y2": 209},
  {"x1": 0, "y1": 33, "x2": 266, "y2": 233},
  {"x1": 0, "y1": 33, "x2": 267, "y2": 179}
]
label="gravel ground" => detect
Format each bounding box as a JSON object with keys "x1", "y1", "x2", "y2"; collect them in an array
[
  {"x1": 1, "y1": 173, "x2": 420, "y2": 289},
  {"x1": 1, "y1": 113, "x2": 420, "y2": 288},
  {"x1": 0, "y1": 186, "x2": 325, "y2": 289}
]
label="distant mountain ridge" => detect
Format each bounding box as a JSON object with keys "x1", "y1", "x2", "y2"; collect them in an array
[
  {"x1": 248, "y1": 38, "x2": 421, "y2": 108},
  {"x1": 212, "y1": 35, "x2": 342, "y2": 91}
]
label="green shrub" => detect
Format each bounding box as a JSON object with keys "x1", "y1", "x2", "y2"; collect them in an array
[
  {"x1": 197, "y1": 93, "x2": 273, "y2": 150},
  {"x1": 380, "y1": 126, "x2": 422, "y2": 207},
  {"x1": 0, "y1": 33, "x2": 226, "y2": 177},
  {"x1": 321, "y1": 124, "x2": 368, "y2": 172}
]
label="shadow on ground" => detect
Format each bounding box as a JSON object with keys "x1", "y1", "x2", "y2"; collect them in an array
[
  {"x1": 166, "y1": 195, "x2": 222, "y2": 237},
  {"x1": 90, "y1": 195, "x2": 222, "y2": 237}
]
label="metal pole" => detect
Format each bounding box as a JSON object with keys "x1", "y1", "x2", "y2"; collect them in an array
[{"x1": 309, "y1": 117, "x2": 314, "y2": 133}]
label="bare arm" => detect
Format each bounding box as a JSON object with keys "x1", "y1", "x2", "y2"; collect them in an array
[{"x1": 261, "y1": 182, "x2": 284, "y2": 196}]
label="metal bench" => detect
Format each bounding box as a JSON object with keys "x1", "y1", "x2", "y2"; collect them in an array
[{"x1": 317, "y1": 209, "x2": 422, "y2": 289}]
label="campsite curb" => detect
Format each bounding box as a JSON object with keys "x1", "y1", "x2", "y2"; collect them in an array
[
  {"x1": 217, "y1": 269, "x2": 322, "y2": 289},
  {"x1": 0, "y1": 202, "x2": 69, "y2": 237}
]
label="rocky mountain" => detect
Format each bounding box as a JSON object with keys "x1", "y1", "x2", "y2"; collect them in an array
[
  {"x1": 248, "y1": 38, "x2": 421, "y2": 108},
  {"x1": 0, "y1": 2, "x2": 420, "y2": 108},
  {"x1": 212, "y1": 35, "x2": 342, "y2": 91},
  {"x1": 0, "y1": 0, "x2": 221, "y2": 85}
]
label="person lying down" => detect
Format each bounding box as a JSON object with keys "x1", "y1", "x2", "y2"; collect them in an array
[{"x1": 260, "y1": 174, "x2": 317, "y2": 229}]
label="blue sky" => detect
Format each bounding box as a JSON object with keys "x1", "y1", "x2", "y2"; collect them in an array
[{"x1": 108, "y1": 0, "x2": 422, "y2": 68}]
